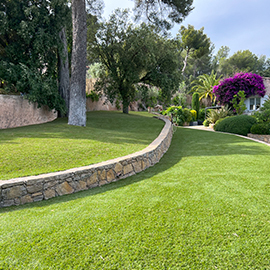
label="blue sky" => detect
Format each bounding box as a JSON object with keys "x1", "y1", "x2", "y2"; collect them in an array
[{"x1": 102, "y1": 0, "x2": 270, "y2": 57}]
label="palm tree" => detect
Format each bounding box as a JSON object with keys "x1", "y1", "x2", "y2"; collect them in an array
[{"x1": 190, "y1": 70, "x2": 222, "y2": 106}]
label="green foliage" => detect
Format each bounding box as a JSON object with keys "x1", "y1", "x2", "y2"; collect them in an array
[
  {"x1": 90, "y1": 10, "x2": 180, "y2": 113},
  {"x1": 86, "y1": 91, "x2": 99, "y2": 102},
  {"x1": 232, "y1": 90, "x2": 247, "y2": 115},
  {"x1": 190, "y1": 109, "x2": 197, "y2": 121},
  {"x1": 178, "y1": 25, "x2": 211, "y2": 76},
  {"x1": 203, "y1": 118, "x2": 210, "y2": 127},
  {"x1": 191, "y1": 70, "x2": 222, "y2": 105},
  {"x1": 214, "y1": 115, "x2": 257, "y2": 136},
  {"x1": 172, "y1": 92, "x2": 187, "y2": 107},
  {"x1": 252, "y1": 98, "x2": 270, "y2": 124},
  {"x1": 198, "y1": 108, "x2": 210, "y2": 121},
  {"x1": 205, "y1": 106, "x2": 231, "y2": 124},
  {"x1": 250, "y1": 123, "x2": 270, "y2": 135},
  {"x1": 136, "y1": 85, "x2": 160, "y2": 109},
  {"x1": 163, "y1": 106, "x2": 192, "y2": 125},
  {"x1": 134, "y1": 0, "x2": 193, "y2": 30},
  {"x1": 86, "y1": 63, "x2": 103, "y2": 79},
  {"x1": 0, "y1": 0, "x2": 71, "y2": 113},
  {"x1": 191, "y1": 92, "x2": 199, "y2": 120},
  {"x1": 213, "y1": 48, "x2": 270, "y2": 77}
]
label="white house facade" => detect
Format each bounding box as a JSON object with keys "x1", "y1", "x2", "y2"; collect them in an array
[{"x1": 244, "y1": 77, "x2": 270, "y2": 114}]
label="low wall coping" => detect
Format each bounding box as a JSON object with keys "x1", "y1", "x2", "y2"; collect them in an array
[{"x1": 0, "y1": 115, "x2": 173, "y2": 207}]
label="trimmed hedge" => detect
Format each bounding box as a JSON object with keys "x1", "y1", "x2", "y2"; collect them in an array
[
  {"x1": 214, "y1": 115, "x2": 256, "y2": 136},
  {"x1": 250, "y1": 123, "x2": 270, "y2": 135}
]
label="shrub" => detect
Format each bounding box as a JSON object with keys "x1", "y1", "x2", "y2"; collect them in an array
[
  {"x1": 191, "y1": 92, "x2": 200, "y2": 120},
  {"x1": 203, "y1": 119, "x2": 210, "y2": 127},
  {"x1": 190, "y1": 109, "x2": 197, "y2": 121},
  {"x1": 214, "y1": 115, "x2": 257, "y2": 136},
  {"x1": 205, "y1": 105, "x2": 231, "y2": 124},
  {"x1": 250, "y1": 123, "x2": 270, "y2": 135},
  {"x1": 86, "y1": 91, "x2": 99, "y2": 102},
  {"x1": 213, "y1": 73, "x2": 265, "y2": 107},
  {"x1": 163, "y1": 106, "x2": 192, "y2": 126},
  {"x1": 198, "y1": 108, "x2": 211, "y2": 121},
  {"x1": 213, "y1": 117, "x2": 229, "y2": 131},
  {"x1": 252, "y1": 98, "x2": 270, "y2": 123}
]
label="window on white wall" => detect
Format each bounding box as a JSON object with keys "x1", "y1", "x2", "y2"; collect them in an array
[{"x1": 249, "y1": 97, "x2": 261, "y2": 111}]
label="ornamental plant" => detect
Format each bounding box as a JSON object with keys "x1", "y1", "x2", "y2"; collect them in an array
[
  {"x1": 191, "y1": 92, "x2": 200, "y2": 120},
  {"x1": 213, "y1": 73, "x2": 266, "y2": 107}
]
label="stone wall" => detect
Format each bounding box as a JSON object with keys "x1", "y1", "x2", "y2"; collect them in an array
[
  {"x1": 0, "y1": 116, "x2": 173, "y2": 208},
  {"x1": 0, "y1": 95, "x2": 57, "y2": 129},
  {"x1": 247, "y1": 133, "x2": 270, "y2": 144}
]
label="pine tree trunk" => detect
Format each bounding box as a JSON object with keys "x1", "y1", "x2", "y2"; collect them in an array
[
  {"x1": 58, "y1": 27, "x2": 70, "y2": 117},
  {"x1": 182, "y1": 48, "x2": 190, "y2": 75},
  {"x1": 68, "y1": 0, "x2": 87, "y2": 126}
]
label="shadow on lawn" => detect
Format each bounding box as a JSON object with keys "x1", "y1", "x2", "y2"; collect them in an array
[
  {"x1": 1, "y1": 127, "x2": 270, "y2": 213},
  {"x1": 0, "y1": 111, "x2": 164, "y2": 146}
]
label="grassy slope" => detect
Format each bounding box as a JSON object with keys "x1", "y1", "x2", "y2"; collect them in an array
[
  {"x1": 0, "y1": 128, "x2": 269, "y2": 269},
  {"x1": 0, "y1": 111, "x2": 164, "y2": 180}
]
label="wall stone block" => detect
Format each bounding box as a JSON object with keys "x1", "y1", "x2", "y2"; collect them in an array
[{"x1": 0, "y1": 115, "x2": 173, "y2": 207}]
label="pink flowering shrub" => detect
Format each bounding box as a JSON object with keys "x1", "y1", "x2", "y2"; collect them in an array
[{"x1": 213, "y1": 73, "x2": 266, "y2": 106}]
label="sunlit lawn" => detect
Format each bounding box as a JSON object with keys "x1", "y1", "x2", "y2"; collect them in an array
[
  {"x1": 0, "y1": 111, "x2": 164, "y2": 180},
  {"x1": 0, "y1": 127, "x2": 269, "y2": 269}
]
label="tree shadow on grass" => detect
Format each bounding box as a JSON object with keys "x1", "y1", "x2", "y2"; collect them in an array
[
  {"x1": 1, "y1": 127, "x2": 270, "y2": 213},
  {"x1": 0, "y1": 111, "x2": 164, "y2": 146}
]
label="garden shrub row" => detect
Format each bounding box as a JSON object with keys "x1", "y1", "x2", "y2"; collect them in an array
[{"x1": 214, "y1": 115, "x2": 256, "y2": 136}]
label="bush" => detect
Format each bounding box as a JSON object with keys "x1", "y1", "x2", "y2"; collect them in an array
[
  {"x1": 190, "y1": 109, "x2": 197, "y2": 121},
  {"x1": 163, "y1": 106, "x2": 192, "y2": 126},
  {"x1": 203, "y1": 119, "x2": 210, "y2": 127},
  {"x1": 205, "y1": 105, "x2": 231, "y2": 124},
  {"x1": 250, "y1": 123, "x2": 270, "y2": 135},
  {"x1": 214, "y1": 115, "x2": 257, "y2": 136},
  {"x1": 192, "y1": 92, "x2": 200, "y2": 120},
  {"x1": 213, "y1": 117, "x2": 229, "y2": 131},
  {"x1": 86, "y1": 91, "x2": 99, "y2": 102}
]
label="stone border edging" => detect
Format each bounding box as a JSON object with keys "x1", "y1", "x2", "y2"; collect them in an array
[{"x1": 0, "y1": 115, "x2": 173, "y2": 208}]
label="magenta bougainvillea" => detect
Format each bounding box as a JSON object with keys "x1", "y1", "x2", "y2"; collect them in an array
[{"x1": 213, "y1": 73, "x2": 266, "y2": 106}]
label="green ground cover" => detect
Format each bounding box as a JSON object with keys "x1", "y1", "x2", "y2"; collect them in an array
[
  {"x1": 0, "y1": 111, "x2": 164, "y2": 180},
  {"x1": 0, "y1": 127, "x2": 269, "y2": 269}
]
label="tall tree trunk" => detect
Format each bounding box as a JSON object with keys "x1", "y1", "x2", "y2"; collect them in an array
[
  {"x1": 58, "y1": 27, "x2": 70, "y2": 117},
  {"x1": 68, "y1": 0, "x2": 87, "y2": 126},
  {"x1": 182, "y1": 48, "x2": 190, "y2": 75}
]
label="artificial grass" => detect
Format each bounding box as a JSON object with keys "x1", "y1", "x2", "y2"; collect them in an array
[
  {"x1": 0, "y1": 128, "x2": 269, "y2": 269},
  {"x1": 0, "y1": 111, "x2": 164, "y2": 180}
]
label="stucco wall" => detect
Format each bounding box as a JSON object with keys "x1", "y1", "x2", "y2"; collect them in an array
[
  {"x1": 0, "y1": 95, "x2": 57, "y2": 129},
  {"x1": 0, "y1": 115, "x2": 173, "y2": 208}
]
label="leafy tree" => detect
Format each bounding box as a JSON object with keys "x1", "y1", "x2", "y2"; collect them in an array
[
  {"x1": 0, "y1": 0, "x2": 70, "y2": 113},
  {"x1": 89, "y1": 10, "x2": 180, "y2": 114},
  {"x1": 134, "y1": 0, "x2": 194, "y2": 30},
  {"x1": 213, "y1": 73, "x2": 266, "y2": 108},
  {"x1": 213, "y1": 48, "x2": 270, "y2": 78},
  {"x1": 191, "y1": 70, "x2": 222, "y2": 105},
  {"x1": 176, "y1": 25, "x2": 211, "y2": 76}
]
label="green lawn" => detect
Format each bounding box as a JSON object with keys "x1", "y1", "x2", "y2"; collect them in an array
[
  {"x1": 0, "y1": 111, "x2": 164, "y2": 180},
  {"x1": 0, "y1": 127, "x2": 270, "y2": 269}
]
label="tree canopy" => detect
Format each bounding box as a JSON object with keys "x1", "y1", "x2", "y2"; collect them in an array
[
  {"x1": 89, "y1": 10, "x2": 180, "y2": 113},
  {"x1": 0, "y1": 0, "x2": 70, "y2": 113},
  {"x1": 134, "y1": 0, "x2": 194, "y2": 30}
]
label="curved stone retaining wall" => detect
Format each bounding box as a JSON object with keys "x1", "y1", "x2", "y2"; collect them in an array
[
  {"x1": 247, "y1": 133, "x2": 270, "y2": 144},
  {"x1": 0, "y1": 116, "x2": 173, "y2": 208}
]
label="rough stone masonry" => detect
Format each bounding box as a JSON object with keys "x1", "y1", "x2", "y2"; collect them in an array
[{"x1": 0, "y1": 116, "x2": 173, "y2": 207}]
